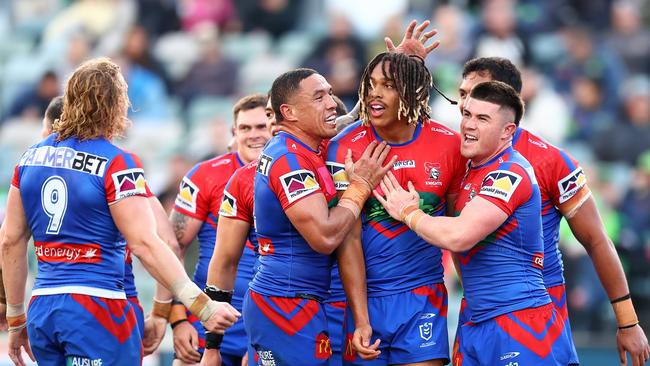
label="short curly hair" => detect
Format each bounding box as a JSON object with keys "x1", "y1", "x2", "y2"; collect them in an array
[{"x1": 55, "y1": 58, "x2": 130, "y2": 141}]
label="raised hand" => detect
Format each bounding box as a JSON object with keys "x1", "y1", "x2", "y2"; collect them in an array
[
  {"x1": 373, "y1": 171, "x2": 420, "y2": 221},
  {"x1": 345, "y1": 141, "x2": 397, "y2": 191},
  {"x1": 385, "y1": 19, "x2": 440, "y2": 60}
]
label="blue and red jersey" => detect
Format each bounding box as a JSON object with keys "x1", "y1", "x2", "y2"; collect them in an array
[
  {"x1": 326, "y1": 121, "x2": 466, "y2": 296},
  {"x1": 218, "y1": 160, "x2": 259, "y2": 310},
  {"x1": 513, "y1": 128, "x2": 591, "y2": 288},
  {"x1": 250, "y1": 132, "x2": 337, "y2": 300},
  {"x1": 12, "y1": 134, "x2": 151, "y2": 298},
  {"x1": 455, "y1": 147, "x2": 550, "y2": 323},
  {"x1": 173, "y1": 152, "x2": 244, "y2": 289}
]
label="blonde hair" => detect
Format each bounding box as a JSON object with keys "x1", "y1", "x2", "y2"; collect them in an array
[{"x1": 55, "y1": 58, "x2": 130, "y2": 141}]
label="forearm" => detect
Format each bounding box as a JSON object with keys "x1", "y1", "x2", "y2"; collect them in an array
[
  {"x1": 408, "y1": 213, "x2": 470, "y2": 252},
  {"x1": 149, "y1": 197, "x2": 181, "y2": 258},
  {"x1": 337, "y1": 221, "x2": 369, "y2": 326},
  {"x1": 206, "y1": 257, "x2": 238, "y2": 291},
  {"x1": 130, "y1": 236, "x2": 189, "y2": 294},
  {"x1": 585, "y1": 236, "x2": 629, "y2": 300},
  {"x1": 1, "y1": 238, "x2": 28, "y2": 306}
]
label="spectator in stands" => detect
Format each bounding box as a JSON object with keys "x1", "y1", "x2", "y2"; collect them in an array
[
  {"x1": 605, "y1": 0, "x2": 650, "y2": 75},
  {"x1": 568, "y1": 75, "x2": 614, "y2": 144},
  {"x1": 5, "y1": 71, "x2": 60, "y2": 122}
]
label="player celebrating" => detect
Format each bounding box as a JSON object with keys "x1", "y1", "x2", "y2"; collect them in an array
[
  {"x1": 326, "y1": 51, "x2": 465, "y2": 365},
  {"x1": 1, "y1": 58, "x2": 239, "y2": 366},
  {"x1": 244, "y1": 68, "x2": 395, "y2": 365},
  {"x1": 168, "y1": 94, "x2": 271, "y2": 365},
  {"x1": 453, "y1": 57, "x2": 649, "y2": 366},
  {"x1": 377, "y1": 81, "x2": 575, "y2": 365}
]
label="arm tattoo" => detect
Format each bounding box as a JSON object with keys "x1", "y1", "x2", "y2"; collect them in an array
[{"x1": 170, "y1": 211, "x2": 190, "y2": 248}]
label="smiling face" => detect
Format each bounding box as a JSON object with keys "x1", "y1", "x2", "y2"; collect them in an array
[
  {"x1": 289, "y1": 73, "x2": 339, "y2": 139},
  {"x1": 365, "y1": 61, "x2": 403, "y2": 129},
  {"x1": 234, "y1": 106, "x2": 271, "y2": 163},
  {"x1": 460, "y1": 97, "x2": 516, "y2": 165}
]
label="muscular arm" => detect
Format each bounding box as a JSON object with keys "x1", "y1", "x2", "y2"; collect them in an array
[
  {"x1": 566, "y1": 196, "x2": 649, "y2": 365},
  {"x1": 169, "y1": 210, "x2": 203, "y2": 259},
  {"x1": 206, "y1": 217, "x2": 250, "y2": 290},
  {"x1": 285, "y1": 195, "x2": 359, "y2": 255},
  {"x1": 0, "y1": 187, "x2": 31, "y2": 308},
  {"x1": 111, "y1": 196, "x2": 191, "y2": 294},
  {"x1": 413, "y1": 197, "x2": 508, "y2": 252},
  {"x1": 337, "y1": 220, "x2": 367, "y2": 326}
]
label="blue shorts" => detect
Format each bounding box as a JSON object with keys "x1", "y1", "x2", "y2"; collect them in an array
[
  {"x1": 325, "y1": 301, "x2": 346, "y2": 366},
  {"x1": 452, "y1": 297, "x2": 470, "y2": 362},
  {"x1": 128, "y1": 296, "x2": 144, "y2": 341},
  {"x1": 547, "y1": 284, "x2": 579, "y2": 365},
  {"x1": 244, "y1": 289, "x2": 330, "y2": 366},
  {"x1": 454, "y1": 303, "x2": 575, "y2": 366},
  {"x1": 343, "y1": 283, "x2": 449, "y2": 365},
  {"x1": 27, "y1": 294, "x2": 141, "y2": 366}
]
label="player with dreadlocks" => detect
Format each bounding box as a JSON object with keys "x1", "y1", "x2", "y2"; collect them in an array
[{"x1": 326, "y1": 50, "x2": 466, "y2": 365}]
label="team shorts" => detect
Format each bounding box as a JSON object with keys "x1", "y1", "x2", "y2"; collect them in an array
[
  {"x1": 128, "y1": 296, "x2": 144, "y2": 341},
  {"x1": 343, "y1": 283, "x2": 449, "y2": 365},
  {"x1": 325, "y1": 301, "x2": 346, "y2": 366},
  {"x1": 453, "y1": 303, "x2": 575, "y2": 366},
  {"x1": 27, "y1": 294, "x2": 141, "y2": 366},
  {"x1": 244, "y1": 289, "x2": 330, "y2": 366},
  {"x1": 547, "y1": 284, "x2": 579, "y2": 365}
]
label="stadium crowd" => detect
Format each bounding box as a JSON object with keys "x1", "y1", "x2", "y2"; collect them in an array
[{"x1": 0, "y1": 0, "x2": 649, "y2": 365}]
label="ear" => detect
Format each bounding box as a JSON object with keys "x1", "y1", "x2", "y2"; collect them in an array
[
  {"x1": 231, "y1": 125, "x2": 236, "y2": 136},
  {"x1": 280, "y1": 103, "x2": 298, "y2": 123},
  {"x1": 502, "y1": 122, "x2": 517, "y2": 141}
]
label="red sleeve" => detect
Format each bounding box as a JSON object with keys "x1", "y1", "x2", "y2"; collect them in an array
[
  {"x1": 173, "y1": 164, "x2": 210, "y2": 221},
  {"x1": 219, "y1": 167, "x2": 254, "y2": 223},
  {"x1": 104, "y1": 153, "x2": 150, "y2": 204},
  {"x1": 11, "y1": 165, "x2": 20, "y2": 189},
  {"x1": 268, "y1": 154, "x2": 323, "y2": 210},
  {"x1": 478, "y1": 164, "x2": 533, "y2": 216}
]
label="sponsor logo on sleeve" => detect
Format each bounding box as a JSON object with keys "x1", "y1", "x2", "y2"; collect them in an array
[
  {"x1": 256, "y1": 154, "x2": 273, "y2": 176},
  {"x1": 558, "y1": 167, "x2": 587, "y2": 203},
  {"x1": 112, "y1": 168, "x2": 147, "y2": 200},
  {"x1": 393, "y1": 159, "x2": 416, "y2": 170},
  {"x1": 219, "y1": 190, "x2": 237, "y2": 217},
  {"x1": 326, "y1": 162, "x2": 349, "y2": 190},
  {"x1": 479, "y1": 170, "x2": 522, "y2": 202},
  {"x1": 175, "y1": 177, "x2": 199, "y2": 213},
  {"x1": 280, "y1": 169, "x2": 320, "y2": 203}
]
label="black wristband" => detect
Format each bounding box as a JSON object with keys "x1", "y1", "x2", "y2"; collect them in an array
[
  {"x1": 618, "y1": 323, "x2": 639, "y2": 330},
  {"x1": 170, "y1": 319, "x2": 188, "y2": 329},
  {"x1": 611, "y1": 294, "x2": 631, "y2": 304},
  {"x1": 205, "y1": 332, "x2": 224, "y2": 349},
  {"x1": 204, "y1": 285, "x2": 233, "y2": 303}
]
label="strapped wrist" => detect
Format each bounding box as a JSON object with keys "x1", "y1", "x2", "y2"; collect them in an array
[
  {"x1": 152, "y1": 298, "x2": 172, "y2": 319},
  {"x1": 611, "y1": 295, "x2": 639, "y2": 328}
]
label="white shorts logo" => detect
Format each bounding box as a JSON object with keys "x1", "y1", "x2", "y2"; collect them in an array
[{"x1": 419, "y1": 322, "x2": 433, "y2": 341}]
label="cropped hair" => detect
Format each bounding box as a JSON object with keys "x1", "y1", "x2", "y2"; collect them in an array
[
  {"x1": 469, "y1": 81, "x2": 525, "y2": 126},
  {"x1": 270, "y1": 68, "x2": 317, "y2": 123},
  {"x1": 44, "y1": 96, "x2": 64, "y2": 130},
  {"x1": 462, "y1": 57, "x2": 522, "y2": 94},
  {"x1": 233, "y1": 93, "x2": 268, "y2": 126}
]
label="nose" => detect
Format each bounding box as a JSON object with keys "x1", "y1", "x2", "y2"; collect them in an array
[{"x1": 326, "y1": 94, "x2": 337, "y2": 110}]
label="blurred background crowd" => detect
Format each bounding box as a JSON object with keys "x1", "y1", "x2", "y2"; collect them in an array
[{"x1": 0, "y1": 0, "x2": 649, "y2": 364}]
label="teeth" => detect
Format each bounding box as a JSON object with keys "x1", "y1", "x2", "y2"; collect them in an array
[
  {"x1": 465, "y1": 134, "x2": 477, "y2": 141},
  {"x1": 371, "y1": 105, "x2": 384, "y2": 110}
]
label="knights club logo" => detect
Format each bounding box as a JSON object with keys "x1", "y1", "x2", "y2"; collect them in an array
[
  {"x1": 112, "y1": 168, "x2": 147, "y2": 200},
  {"x1": 280, "y1": 169, "x2": 320, "y2": 203},
  {"x1": 425, "y1": 162, "x2": 441, "y2": 180}
]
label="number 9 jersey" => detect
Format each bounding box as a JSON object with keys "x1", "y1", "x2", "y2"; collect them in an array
[{"x1": 11, "y1": 134, "x2": 151, "y2": 298}]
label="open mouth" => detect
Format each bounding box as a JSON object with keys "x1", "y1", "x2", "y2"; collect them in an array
[
  {"x1": 369, "y1": 102, "x2": 385, "y2": 118},
  {"x1": 463, "y1": 134, "x2": 478, "y2": 144}
]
